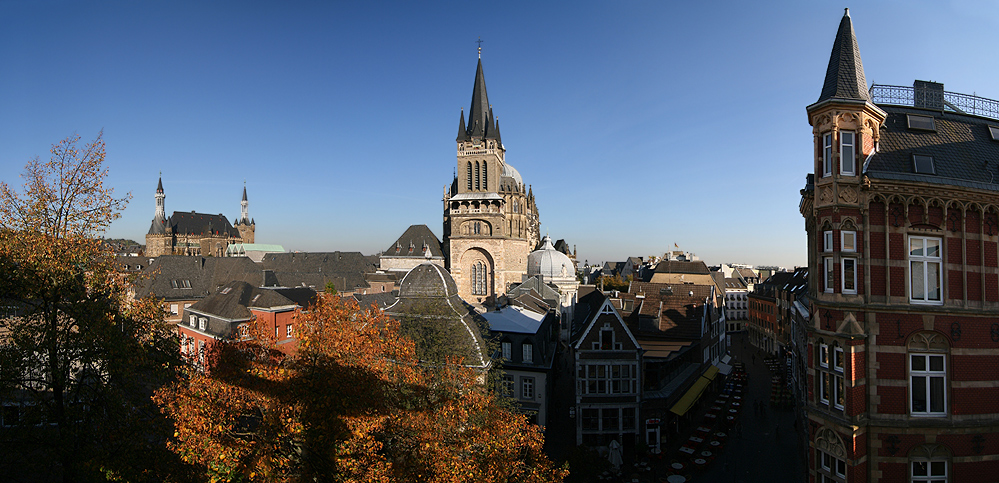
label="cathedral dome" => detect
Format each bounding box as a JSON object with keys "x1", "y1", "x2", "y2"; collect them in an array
[
  {"x1": 502, "y1": 162, "x2": 523, "y2": 187},
  {"x1": 398, "y1": 262, "x2": 459, "y2": 298},
  {"x1": 528, "y1": 236, "x2": 575, "y2": 281}
]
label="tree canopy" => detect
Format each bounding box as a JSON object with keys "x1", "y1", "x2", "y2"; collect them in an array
[{"x1": 155, "y1": 294, "x2": 567, "y2": 482}]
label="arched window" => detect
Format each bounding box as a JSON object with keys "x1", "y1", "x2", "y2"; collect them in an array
[
  {"x1": 482, "y1": 162, "x2": 488, "y2": 190},
  {"x1": 814, "y1": 427, "x2": 847, "y2": 482},
  {"x1": 472, "y1": 261, "x2": 487, "y2": 295},
  {"x1": 907, "y1": 331, "x2": 949, "y2": 416},
  {"x1": 475, "y1": 162, "x2": 481, "y2": 190},
  {"x1": 467, "y1": 162, "x2": 473, "y2": 190},
  {"x1": 910, "y1": 444, "x2": 950, "y2": 483},
  {"x1": 513, "y1": 200, "x2": 519, "y2": 213}
]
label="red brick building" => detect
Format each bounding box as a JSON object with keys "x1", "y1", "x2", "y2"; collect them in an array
[{"x1": 801, "y1": 9, "x2": 999, "y2": 483}]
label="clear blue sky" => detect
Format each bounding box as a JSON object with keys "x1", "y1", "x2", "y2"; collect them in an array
[{"x1": 3, "y1": 1, "x2": 998, "y2": 269}]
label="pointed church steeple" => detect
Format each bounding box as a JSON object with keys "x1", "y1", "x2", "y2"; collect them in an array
[
  {"x1": 494, "y1": 118, "x2": 502, "y2": 145},
  {"x1": 239, "y1": 182, "x2": 250, "y2": 225},
  {"x1": 467, "y1": 58, "x2": 492, "y2": 139},
  {"x1": 457, "y1": 109, "x2": 469, "y2": 142},
  {"x1": 817, "y1": 8, "x2": 871, "y2": 103},
  {"x1": 149, "y1": 174, "x2": 167, "y2": 235}
]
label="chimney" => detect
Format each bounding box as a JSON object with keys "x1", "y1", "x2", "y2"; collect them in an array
[{"x1": 913, "y1": 80, "x2": 944, "y2": 110}]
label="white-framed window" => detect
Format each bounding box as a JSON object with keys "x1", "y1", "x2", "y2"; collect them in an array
[
  {"x1": 286, "y1": 324, "x2": 294, "y2": 338},
  {"x1": 834, "y1": 347, "x2": 844, "y2": 372},
  {"x1": 818, "y1": 449, "x2": 847, "y2": 482},
  {"x1": 578, "y1": 363, "x2": 638, "y2": 395},
  {"x1": 238, "y1": 324, "x2": 249, "y2": 339},
  {"x1": 275, "y1": 326, "x2": 279, "y2": 338},
  {"x1": 522, "y1": 343, "x2": 533, "y2": 363},
  {"x1": 823, "y1": 133, "x2": 833, "y2": 177},
  {"x1": 819, "y1": 372, "x2": 829, "y2": 404},
  {"x1": 501, "y1": 341, "x2": 511, "y2": 360},
  {"x1": 911, "y1": 459, "x2": 947, "y2": 483},
  {"x1": 842, "y1": 258, "x2": 857, "y2": 294},
  {"x1": 189, "y1": 315, "x2": 196, "y2": 327},
  {"x1": 180, "y1": 335, "x2": 188, "y2": 354},
  {"x1": 170, "y1": 304, "x2": 179, "y2": 315},
  {"x1": 521, "y1": 377, "x2": 535, "y2": 400},
  {"x1": 501, "y1": 375, "x2": 514, "y2": 397},
  {"x1": 910, "y1": 353, "x2": 946, "y2": 416},
  {"x1": 824, "y1": 257, "x2": 835, "y2": 293},
  {"x1": 840, "y1": 131, "x2": 855, "y2": 176},
  {"x1": 824, "y1": 231, "x2": 834, "y2": 252},
  {"x1": 909, "y1": 236, "x2": 942, "y2": 304},
  {"x1": 184, "y1": 303, "x2": 191, "y2": 309},
  {"x1": 198, "y1": 317, "x2": 207, "y2": 331},
  {"x1": 841, "y1": 231, "x2": 856, "y2": 252}
]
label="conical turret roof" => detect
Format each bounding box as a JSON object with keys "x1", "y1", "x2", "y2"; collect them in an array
[
  {"x1": 818, "y1": 9, "x2": 870, "y2": 103},
  {"x1": 456, "y1": 109, "x2": 469, "y2": 142},
  {"x1": 157, "y1": 176, "x2": 164, "y2": 193},
  {"x1": 242, "y1": 185, "x2": 247, "y2": 202},
  {"x1": 468, "y1": 58, "x2": 490, "y2": 133}
]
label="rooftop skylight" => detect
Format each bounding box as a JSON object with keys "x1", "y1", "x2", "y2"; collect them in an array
[
  {"x1": 907, "y1": 114, "x2": 936, "y2": 131},
  {"x1": 989, "y1": 125, "x2": 999, "y2": 141},
  {"x1": 913, "y1": 155, "x2": 935, "y2": 174}
]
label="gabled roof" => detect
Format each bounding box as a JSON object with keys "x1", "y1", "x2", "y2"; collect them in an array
[
  {"x1": 509, "y1": 275, "x2": 560, "y2": 304},
  {"x1": 188, "y1": 280, "x2": 310, "y2": 322},
  {"x1": 135, "y1": 256, "x2": 263, "y2": 301},
  {"x1": 652, "y1": 260, "x2": 711, "y2": 275},
  {"x1": 630, "y1": 281, "x2": 714, "y2": 339},
  {"x1": 383, "y1": 225, "x2": 444, "y2": 259},
  {"x1": 817, "y1": 9, "x2": 870, "y2": 104},
  {"x1": 572, "y1": 293, "x2": 640, "y2": 351},
  {"x1": 259, "y1": 251, "x2": 378, "y2": 292}
]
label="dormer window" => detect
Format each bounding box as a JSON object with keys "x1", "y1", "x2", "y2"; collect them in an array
[
  {"x1": 913, "y1": 155, "x2": 935, "y2": 174},
  {"x1": 840, "y1": 131, "x2": 855, "y2": 176},
  {"x1": 907, "y1": 114, "x2": 936, "y2": 131}
]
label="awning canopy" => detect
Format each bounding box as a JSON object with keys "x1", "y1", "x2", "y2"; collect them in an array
[
  {"x1": 670, "y1": 376, "x2": 711, "y2": 416},
  {"x1": 703, "y1": 365, "x2": 720, "y2": 381},
  {"x1": 717, "y1": 362, "x2": 733, "y2": 375}
]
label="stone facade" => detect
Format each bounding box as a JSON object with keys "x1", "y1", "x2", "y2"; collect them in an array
[
  {"x1": 443, "y1": 58, "x2": 540, "y2": 303},
  {"x1": 145, "y1": 176, "x2": 255, "y2": 257}
]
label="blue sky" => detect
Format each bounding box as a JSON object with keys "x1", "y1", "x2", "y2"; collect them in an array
[{"x1": 3, "y1": 1, "x2": 998, "y2": 269}]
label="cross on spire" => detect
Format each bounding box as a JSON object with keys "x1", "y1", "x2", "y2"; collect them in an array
[{"x1": 476, "y1": 37, "x2": 483, "y2": 58}]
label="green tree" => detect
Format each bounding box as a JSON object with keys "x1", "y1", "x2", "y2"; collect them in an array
[{"x1": 0, "y1": 133, "x2": 190, "y2": 481}]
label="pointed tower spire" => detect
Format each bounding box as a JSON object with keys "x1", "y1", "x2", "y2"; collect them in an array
[
  {"x1": 240, "y1": 182, "x2": 250, "y2": 225},
  {"x1": 494, "y1": 118, "x2": 502, "y2": 146},
  {"x1": 456, "y1": 108, "x2": 469, "y2": 142},
  {"x1": 467, "y1": 58, "x2": 491, "y2": 139},
  {"x1": 817, "y1": 8, "x2": 871, "y2": 103},
  {"x1": 149, "y1": 173, "x2": 167, "y2": 235}
]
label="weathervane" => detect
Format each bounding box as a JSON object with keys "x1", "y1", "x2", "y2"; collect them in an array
[{"x1": 476, "y1": 37, "x2": 483, "y2": 58}]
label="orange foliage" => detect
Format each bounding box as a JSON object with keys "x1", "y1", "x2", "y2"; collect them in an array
[{"x1": 155, "y1": 294, "x2": 567, "y2": 482}]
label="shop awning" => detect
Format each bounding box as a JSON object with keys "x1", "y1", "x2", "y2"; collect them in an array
[
  {"x1": 717, "y1": 362, "x2": 733, "y2": 375},
  {"x1": 670, "y1": 376, "x2": 711, "y2": 416},
  {"x1": 703, "y1": 365, "x2": 720, "y2": 381}
]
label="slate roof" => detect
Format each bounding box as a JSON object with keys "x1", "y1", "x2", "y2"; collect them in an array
[
  {"x1": 509, "y1": 290, "x2": 552, "y2": 315},
  {"x1": 553, "y1": 239, "x2": 572, "y2": 256},
  {"x1": 509, "y1": 275, "x2": 561, "y2": 304},
  {"x1": 259, "y1": 252, "x2": 379, "y2": 293},
  {"x1": 724, "y1": 278, "x2": 747, "y2": 290},
  {"x1": 383, "y1": 225, "x2": 444, "y2": 258},
  {"x1": 463, "y1": 58, "x2": 500, "y2": 141},
  {"x1": 352, "y1": 291, "x2": 399, "y2": 310},
  {"x1": 188, "y1": 281, "x2": 304, "y2": 321},
  {"x1": 571, "y1": 290, "x2": 607, "y2": 341},
  {"x1": 865, "y1": 106, "x2": 999, "y2": 191},
  {"x1": 817, "y1": 9, "x2": 870, "y2": 103},
  {"x1": 168, "y1": 211, "x2": 240, "y2": 237},
  {"x1": 135, "y1": 256, "x2": 264, "y2": 301}
]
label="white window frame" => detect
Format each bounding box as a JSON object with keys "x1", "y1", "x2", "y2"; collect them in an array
[
  {"x1": 909, "y1": 236, "x2": 943, "y2": 305},
  {"x1": 286, "y1": 324, "x2": 294, "y2": 338},
  {"x1": 842, "y1": 258, "x2": 857, "y2": 294},
  {"x1": 522, "y1": 343, "x2": 533, "y2": 363},
  {"x1": 823, "y1": 133, "x2": 833, "y2": 177},
  {"x1": 911, "y1": 458, "x2": 947, "y2": 483},
  {"x1": 521, "y1": 377, "x2": 535, "y2": 400},
  {"x1": 170, "y1": 303, "x2": 179, "y2": 315},
  {"x1": 824, "y1": 257, "x2": 835, "y2": 293},
  {"x1": 820, "y1": 343, "x2": 829, "y2": 368},
  {"x1": 817, "y1": 449, "x2": 847, "y2": 482},
  {"x1": 199, "y1": 317, "x2": 207, "y2": 331},
  {"x1": 189, "y1": 314, "x2": 197, "y2": 328},
  {"x1": 840, "y1": 130, "x2": 855, "y2": 176},
  {"x1": 824, "y1": 231, "x2": 834, "y2": 252},
  {"x1": 910, "y1": 353, "x2": 947, "y2": 416},
  {"x1": 501, "y1": 374, "x2": 514, "y2": 397},
  {"x1": 501, "y1": 342, "x2": 511, "y2": 360},
  {"x1": 841, "y1": 231, "x2": 856, "y2": 252}
]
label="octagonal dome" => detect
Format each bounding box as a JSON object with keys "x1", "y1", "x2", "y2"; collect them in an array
[{"x1": 502, "y1": 162, "x2": 523, "y2": 187}]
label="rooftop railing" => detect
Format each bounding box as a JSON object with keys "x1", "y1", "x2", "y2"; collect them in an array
[{"x1": 870, "y1": 84, "x2": 999, "y2": 121}]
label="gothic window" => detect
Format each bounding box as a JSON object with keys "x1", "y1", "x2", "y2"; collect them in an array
[
  {"x1": 467, "y1": 162, "x2": 473, "y2": 190},
  {"x1": 482, "y1": 162, "x2": 488, "y2": 190},
  {"x1": 471, "y1": 261, "x2": 487, "y2": 295},
  {"x1": 910, "y1": 444, "x2": 950, "y2": 483},
  {"x1": 814, "y1": 427, "x2": 848, "y2": 483},
  {"x1": 823, "y1": 133, "x2": 833, "y2": 177},
  {"x1": 513, "y1": 200, "x2": 519, "y2": 213},
  {"x1": 475, "y1": 162, "x2": 481, "y2": 190},
  {"x1": 908, "y1": 332, "x2": 949, "y2": 416}
]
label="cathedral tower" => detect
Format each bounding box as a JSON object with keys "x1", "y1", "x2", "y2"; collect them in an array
[
  {"x1": 444, "y1": 54, "x2": 540, "y2": 303},
  {"x1": 235, "y1": 183, "x2": 255, "y2": 244},
  {"x1": 145, "y1": 175, "x2": 173, "y2": 257}
]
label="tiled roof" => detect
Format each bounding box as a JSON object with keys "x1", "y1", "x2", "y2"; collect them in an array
[
  {"x1": 652, "y1": 260, "x2": 710, "y2": 275},
  {"x1": 866, "y1": 106, "x2": 999, "y2": 191},
  {"x1": 188, "y1": 281, "x2": 308, "y2": 321},
  {"x1": 260, "y1": 251, "x2": 378, "y2": 292},
  {"x1": 817, "y1": 9, "x2": 870, "y2": 103},
  {"x1": 168, "y1": 211, "x2": 240, "y2": 237},
  {"x1": 135, "y1": 256, "x2": 263, "y2": 301},
  {"x1": 629, "y1": 282, "x2": 713, "y2": 339}
]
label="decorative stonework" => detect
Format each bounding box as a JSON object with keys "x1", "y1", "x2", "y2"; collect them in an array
[
  {"x1": 906, "y1": 331, "x2": 949, "y2": 352},
  {"x1": 815, "y1": 427, "x2": 848, "y2": 459},
  {"x1": 839, "y1": 186, "x2": 858, "y2": 204}
]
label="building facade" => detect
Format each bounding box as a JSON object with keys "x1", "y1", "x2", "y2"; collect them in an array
[
  {"x1": 802, "y1": 10, "x2": 999, "y2": 482},
  {"x1": 146, "y1": 176, "x2": 255, "y2": 257},
  {"x1": 443, "y1": 57, "x2": 540, "y2": 304}
]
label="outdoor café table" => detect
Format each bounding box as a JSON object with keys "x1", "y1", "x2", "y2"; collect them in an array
[
  {"x1": 709, "y1": 440, "x2": 722, "y2": 449},
  {"x1": 696, "y1": 426, "x2": 711, "y2": 433},
  {"x1": 688, "y1": 436, "x2": 703, "y2": 444},
  {"x1": 667, "y1": 476, "x2": 687, "y2": 483},
  {"x1": 704, "y1": 413, "x2": 717, "y2": 420},
  {"x1": 714, "y1": 431, "x2": 727, "y2": 438},
  {"x1": 711, "y1": 405, "x2": 723, "y2": 411},
  {"x1": 693, "y1": 458, "x2": 707, "y2": 467},
  {"x1": 700, "y1": 451, "x2": 712, "y2": 458},
  {"x1": 715, "y1": 399, "x2": 726, "y2": 405},
  {"x1": 679, "y1": 446, "x2": 695, "y2": 455},
  {"x1": 726, "y1": 415, "x2": 736, "y2": 423},
  {"x1": 729, "y1": 408, "x2": 738, "y2": 414},
  {"x1": 670, "y1": 462, "x2": 686, "y2": 472}
]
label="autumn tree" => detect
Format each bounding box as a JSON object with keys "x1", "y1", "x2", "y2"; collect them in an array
[
  {"x1": 0, "y1": 132, "x2": 189, "y2": 482},
  {"x1": 155, "y1": 294, "x2": 568, "y2": 482}
]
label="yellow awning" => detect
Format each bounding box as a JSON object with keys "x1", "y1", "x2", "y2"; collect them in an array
[
  {"x1": 703, "y1": 365, "x2": 720, "y2": 381},
  {"x1": 670, "y1": 376, "x2": 711, "y2": 416}
]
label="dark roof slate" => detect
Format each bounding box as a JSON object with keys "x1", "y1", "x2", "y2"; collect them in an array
[
  {"x1": 384, "y1": 225, "x2": 444, "y2": 258},
  {"x1": 818, "y1": 9, "x2": 870, "y2": 103},
  {"x1": 652, "y1": 260, "x2": 711, "y2": 275},
  {"x1": 169, "y1": 211, "x2": 240, "y2": 237},
  {"x1": 866, "y1": 106, "x2": 999, "y2": 191},
  {"x1": 259, "y1": 252, "x2": 378, "y2": 292},
  {"x1": 188, "y1": 281, "x2": 310, "y2": 321},
  {"x1": 135, "y1": 256, "x2": 263, "y2": 301}
]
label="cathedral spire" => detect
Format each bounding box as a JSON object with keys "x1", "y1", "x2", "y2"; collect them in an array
[
  {"x1": 467, "y1": 57, "x2": 492, "y2": 139},
  {"x1": 240, "y1": 182, "x2": 250, "y2": 225},
  {"x1": 149, "y1": 173, "x2": 167, "y2": 235},
  {"x1": 456, "y1": 108, "x2": 469, "y2": 142},
  {"x1": 817, "y1": 8, "x2": 871, "y2": 104}
]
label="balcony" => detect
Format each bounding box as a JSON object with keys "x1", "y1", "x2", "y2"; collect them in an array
[{"x1": 870, "y1": 84, "x2": 999, "y2": 120}]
